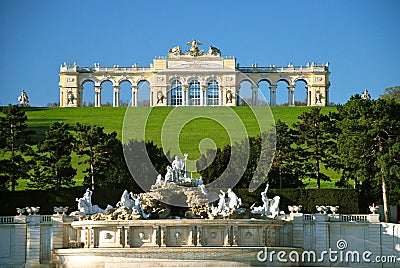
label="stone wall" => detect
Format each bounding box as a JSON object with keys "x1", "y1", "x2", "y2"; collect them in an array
[{"x1": 0, "y1": 213, "x2": 399, "y2": 267}]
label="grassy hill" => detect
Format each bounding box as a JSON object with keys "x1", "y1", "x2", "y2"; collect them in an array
[{"x1": 19, "y1": 106, "x2": 338, "y2": 189}]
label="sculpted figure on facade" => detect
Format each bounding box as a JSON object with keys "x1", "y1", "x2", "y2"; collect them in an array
[
  {"x1": 208, "y1": 45, "x2": 221, "y2": 56},
  {"x1": 168, "y1": 45, "x2": 181, "y2": 57},
  {"x1": 156, "y1": 91, "x2": 164, "y2": 104},
  {"x1": 67, "y1": 91, "x2": 75, "y2": 105},
  {"x1": 185, "y1": 39, "x2": 205, "y2": 56}
]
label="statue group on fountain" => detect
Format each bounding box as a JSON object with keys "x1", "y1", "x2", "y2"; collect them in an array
[
  {"x1": 211, "y1": 188, "x2": 242, "y2": 217},
  {"x1": 75, "y1": 188, "x2": 112, "y2": 215},
  {"x1": 251, "y1": 183, "x2": 281, "y2": 219}
]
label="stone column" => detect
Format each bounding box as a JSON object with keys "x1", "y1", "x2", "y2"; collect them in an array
[
  {"x1": 94, "y1": 86, "x2": 101, "y2": 107},
  {"x1": 113, "y1": 86, "x2": 120, "y2": 107},
  {"x1": 269, "y1": 85, "x2": 277, "y2": 106},
  {"x1": 78, "y1": 86, "x2": 83, "y2": 107},
  {"x1": 201, "y1": 85, "x2": 207, "y2": 106},
  {"x1": 251, "y1": 85, "x2": 258, "y2": 106},
  {"x1": 131, "y1": 85, "x2": 138, "y2": 107},
  {"x1": 183, "y1": 85, "x2": 189, "y2": 106},
  {"x1": 220, "y1": 86, "x2": 224, "y2": 106},
  {"x1": 287, "y1": 86, "x2": 295, "y2": 106},
  {"x1": 59, "y1": 88, "x2": 64, "y2": 107},
  {"x1": 26, "y1": 214, "x2": 41, "y2": 265}
]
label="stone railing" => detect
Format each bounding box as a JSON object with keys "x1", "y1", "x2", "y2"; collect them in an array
[
  {"x1": 238, "y1": 65, "x2": 328, "y2": 73},
  {"x1": 291, "y1": 213, "x2": 380, "y2": 223},
  {"x1": 60, "y1": 65, "x2": 152, "y2": 73}
]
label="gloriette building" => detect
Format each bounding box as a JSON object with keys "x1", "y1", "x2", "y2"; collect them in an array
[{"x1": 59, "y1": 40, "x2": 330, "y2": 107}]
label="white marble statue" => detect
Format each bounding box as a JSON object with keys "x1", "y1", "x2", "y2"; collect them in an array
[
  {"x1": 165, "y1": 166, "x2": 173, "y2": 184},
  {"x1": 171, "y1": 156, "x2": 184, "y2": 181},
  {"x1": 129, "y1": 192, "x2": 147, "y2": 218},
  {"x1": 18, "y1": 90, "x2": 30, "y2": 106},
  {"x1": 74, "y1": 188, "x2": 112, "y2": 215},
  {"x1": 361, "y1": 89, "x2": 371, "y2": 100},
  {"x1": 227, "y1": 188, "x2": 241, "y2": 210},
  {"x1": 251, "y1": 184, "x2": 281, "y2": 219},
  {"x1": 261, "y1": 184, "x2": 270, "y2": 215},
  {"x1": 116, "y1": 190, "x2": 136, "y2": 209},
  {"x1": 211, "y1": 190, "x2": 228, "y2": 217}
]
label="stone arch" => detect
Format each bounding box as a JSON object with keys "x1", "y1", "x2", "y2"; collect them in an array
[
  {"x1": 80, "y1": 78, "x2": 96, "y2": 107},
  {"x1": 293, "y1": 78, "x2": 308, "y2": 106},
  {"x1": 119, "y1": 79, "x2": 134, "y2": 106},
  {"x1": 136, "y1": 80, "x2": 151, "y2": 106},
  {"x1": 187, "y1": 76, "x2": 203, "y2": 86},
  {"x1": 168, "y1": 75, "x2": 185, "y2": 84},
  {"x1": 275, "y1": 78, "x2": 291, "y2": 106},
  {"x1": 80, "y1": 77, "x2": 96, "y2": 87},
  {"x1": 237, "y1": 77, "x2": 256, "y2": 87},
  {"x1": 205, "y1": 75, "x2": 222, "y2": 85},
  {"x1": 256, "y1": 77, "x2": 272, "y2": 86},
  {"x1": 100, "y1": 77, "x2": 117, "y2": 86},
  {"x1": 135, "y1": 77, "x2": 151, "y2": 86},
  {"x1": 294, "y1": 76, "x2": 309, "y2": 85},
  {"x1": 117, "y1": 77, "x2": 134, "y2": 86},
  {"x1": 257, "y1": 78, "x2": 272, "y2": 106},
  {"x1": 275, "y1": 77, "x2": 291, "y2": 85}
]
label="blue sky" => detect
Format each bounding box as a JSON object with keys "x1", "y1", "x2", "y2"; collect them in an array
[{"x1": 0, "y1": 0, "x2": 399, "y2": 106}]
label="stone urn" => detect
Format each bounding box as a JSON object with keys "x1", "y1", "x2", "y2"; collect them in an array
[
  {"x1": 16, "y1": 208, "x2": 25, "y2": 216},
  {"x1": 293, "y1": 205, "x2": 302, "y2": 213},
  {"x1": 369, "y1": 204, "x2": 379, "y2": 214},
  {"x1": 31, "y1": 207, "x2": 40, "y2": 215},
  {"x1": 316, "y1": 205, "x2": 329, "y2": 214},
  {"x1": 329, "y1": 206, "x2": 339, "y2": 215}
]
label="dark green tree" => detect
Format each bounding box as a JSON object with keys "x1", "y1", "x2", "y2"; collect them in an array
[
  {"x1": 0, "y1": 104, "x2": 34, "y2": 191},
  {"x1": 380, "y1": 86, "x2": 400, "y2": 103},
  {"x1": 196, "y1": 132, "x2": 275, "y2": 190},
  {"x1": 122, "y1": 139, "x2": 170, "y2": 191},
  {"x1": 29, "y1": 122, "x2": 76, "y2": 190},
  {"x1": 266, "y1": 120, "x2": 305, "y2": 189},
  {"x1": 336, "y1": 96, "x2": 400, "y2": 222},
  {"x1": 74, "y1": 123, "x2": 116, "y2": 190},
  {"x1": 293, "y1": 107, "x2": 336, "y2": 188}
]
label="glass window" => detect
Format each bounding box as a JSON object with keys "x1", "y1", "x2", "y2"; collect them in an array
[
  {"x1": 207, "y1": 80, "x2": 219, "y2": 105},
  {"x1": 170, "y1": 80, "x2": 182, "y2": 106},
  {"x1": 189, "y1": 80, "x2": 201, "y2": 106}
]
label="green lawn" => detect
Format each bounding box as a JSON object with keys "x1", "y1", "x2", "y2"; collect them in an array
[{"x1": 16, "y1": 106, "x2": 340, "y2": 189}]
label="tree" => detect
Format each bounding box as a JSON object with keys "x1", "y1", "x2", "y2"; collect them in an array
[
  {"x1": 29, "y1": 122, "x2": 76, "y2": 190},
  {"x1": 266, "y1": 120, "x2": 304, "y2": 188},
  {"x1": 0, "y1": 104, "x2": 34, "y2": 191},
  {"x1": 336, "y1": 96, "x2": 400, "y2": 222},
  {"x1": 380, "y1": 86, "x2": 400, "y2": 103},
  {"x1": 196, "y1": 132, "x2": 275, "y2": 190},
  {"x1": 74, "y1": 123, "x2": 115, "y2": 190},
  {"x1": 293, "y1": 107, "x2": 336, "y2": 188}
]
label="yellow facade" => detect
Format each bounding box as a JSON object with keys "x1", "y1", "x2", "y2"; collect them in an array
[{"x1": 59, "y1": 41, "x2": 330, "y2": 107}]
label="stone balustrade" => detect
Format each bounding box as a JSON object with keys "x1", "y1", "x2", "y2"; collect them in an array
[{"x1": 0, "y1": 213, "x2": 399, "y2": 267}]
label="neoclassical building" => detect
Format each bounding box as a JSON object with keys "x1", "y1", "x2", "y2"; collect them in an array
[{"x1": 59, "y1": 40, "x2": 330, "y2": 107}]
